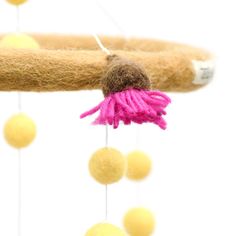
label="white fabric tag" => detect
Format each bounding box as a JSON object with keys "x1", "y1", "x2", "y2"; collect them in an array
[{"x1": 192, "y1": 60, "x2": 215, "y2": 85}]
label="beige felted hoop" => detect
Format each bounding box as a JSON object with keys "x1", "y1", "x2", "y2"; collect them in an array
[{"x1": 0, "y1": 34, "x2": 214, "y2": 92}]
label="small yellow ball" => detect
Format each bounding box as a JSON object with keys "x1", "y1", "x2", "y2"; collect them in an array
[
  {"x1": 85, "y1": 223, "x2": 126, "y2": 236},
  {"x1": 0, "y1": 34, "x2": 40, "y2": 49},
  {"x1": 126, "y1": 150, "x2": 152, "y2": 181},
  {"x1": 4, "y1": 113, "x2": 36, "y2": 149},
  {"x1": 89, "y1": 147, "x2": 126, "y2": 185},
  {"x1": 123, "y1": 208, "x2": 155, "y2": 236},
  {"x1": 6, "y1": 0, "x2": 27, "y2": 6}
]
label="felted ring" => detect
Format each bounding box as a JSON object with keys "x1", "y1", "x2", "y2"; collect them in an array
[{"x1": 0, "y1": 34, "x2": 214, "y2": 92}]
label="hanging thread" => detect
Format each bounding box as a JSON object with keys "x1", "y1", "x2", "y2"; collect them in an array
[
  {"x1": 17, "y1": 92, "x2": 22, "y2": 111},
  {"x1": 17, "y1": 92, "x2": 22, "y2": 236},
  {"x1": 91, "y1": 33, "x2": 110, "y2": 221},
  {"x1": 105, "y1": 184, "x2": 108, "y2": 221},
  {"x1": 16, "y1": 5, "x2": 20, "y2": 33},
  {"x1": 16, "y1": 4, "x2": 22, "y2": 236},
  {"x1": 91, "y1": 21, "x2": 111, "y2": 222},
  {"x1": 17, "y1": 149, "x2": 22, "y2": 236},
  {"x1": 92, "y1": 33, "x2": 111, "y2": 55},
  {"x1": 135, "y1": 125, "x2": 140, "y2": 149},
  {"x1": 94, "y1": 0, "x2": 128, "y2": 38},
  {"x1": 104, "y1": 124, "x2": 109, "y2": 221},
  {"x1": 105, "y1": 125, "x2": 109, "y2": 147}
]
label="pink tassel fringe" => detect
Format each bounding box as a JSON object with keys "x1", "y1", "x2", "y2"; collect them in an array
[{"x1": 80, "y1": 89, "x2": 171, "y2": 129}]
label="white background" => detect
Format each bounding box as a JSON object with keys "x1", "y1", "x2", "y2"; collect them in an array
[{"x1": 0, "y1": 0, "x2": 235, "y2": 235}]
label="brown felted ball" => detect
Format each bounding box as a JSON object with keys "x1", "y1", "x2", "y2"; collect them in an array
[{"x1": 102, "y1": 55, "x2": 151, "y2": 96}]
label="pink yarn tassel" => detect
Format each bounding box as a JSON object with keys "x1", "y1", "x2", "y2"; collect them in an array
[{"x1": 80, "y1": 89, "x2": 171, "y2": 129}]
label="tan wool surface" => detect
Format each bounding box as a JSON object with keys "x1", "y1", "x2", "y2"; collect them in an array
[{"x1": 0, "y1": 34, "x2": 213, "y2": 92}]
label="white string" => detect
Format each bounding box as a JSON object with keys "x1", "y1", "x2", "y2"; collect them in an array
[
  {"x1": 94, "y1": 0, "x2": 129, "y2": 38},
  {"x1": 92, "y1": 33, "x2": 111, "y2": 55},
  {"x1": 135, "y1": 125, "x2": 142, "y2": 205},
  {"x1": 136, "y1": 181, "x2": 141, "y2": 204},
  {"x1": 16, "y1": 5, "x2": 22, "y2": 236},
  {"x1": 105, "y1": 184, "x2": 108, "y2": 221},
  {"x1": 89, "y1": 0, "x2": 129, "y2": 223},
  {"x1": 17, "y1": 92, "x2": 22, "y2": 236},
  {"x1": 89, "y1": 0, "x2": 112, "y2": 220},
  {"x1": 18, "y1": 149, "x2": 22, "y2": 236},
  {"x1": 17, "y1": 92, "x2": 22, "y2": 111},
  {"x1": 104, "y1": 124, "x2": 109, "y2": 221},
  {"x1": 87, "y1": 0, "x2": 110, "y2": 55},
  {"x1": 105, "y1": 125, "x2": 109, "y2": 147},
  {"x1": 135, "y1": 125, "x2": 140, "y2": 149},
  {"x1": 16, "y1": 6, "x2": 20, "y2": 33}
]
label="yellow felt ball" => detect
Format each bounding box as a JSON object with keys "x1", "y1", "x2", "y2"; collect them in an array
[
  {"x1": 89, "y1": 147, "x2": 126, "y2": 185},
  {"x1": 4, "y1": 113, "x2": 36, "y2": 149},
  {"x1": 123, "y1": 208, "x2": 155, "y2": 236},
  {"x1": 6, "y1": 0, "x2": 27, "y2": 5},
  {"x1": 0, "y1": 34, "x2": 40, "y2": 49},
  {"x1": 85, "y1": 223, "x2": 126, "y2": 236},
  {"x1": 126, "y1": 150, "x2": 152, "y2": 181}
]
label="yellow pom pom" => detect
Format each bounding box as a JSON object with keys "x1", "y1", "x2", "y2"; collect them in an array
[
  {"x1": 123, "y1": 208, "x2": 155, "y2": 236},
  {"x1": 6, "y1": 0, "x2": 27, "y2": 6},
  {"x1": 0, "y1": 34, "x2": 39, "y2": 49},
  {"x1": 85, "y1": 223, "x2": 126, "y2": 236},
  {"x1": 4, "y1": 113, "x2": 36, "y2": 149},
  {"x1": 89, "y1": 147, "x2": 126, "y2": 185},
  {"x1": 126, "y1": 150, "x2": 152, "y2": 181}
]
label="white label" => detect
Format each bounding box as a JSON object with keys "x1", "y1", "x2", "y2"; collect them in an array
[{"x1": 192, "y1": 60, "x2": 215, "y2": 85}]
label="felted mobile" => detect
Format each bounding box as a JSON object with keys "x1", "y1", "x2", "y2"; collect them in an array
[{"x1": 0, "y1": 0, "x2": 215, "y2": 235}]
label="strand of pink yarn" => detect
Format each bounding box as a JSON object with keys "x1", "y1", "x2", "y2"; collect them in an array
[{"x1": 80, "y1": 88, "x2": 171, "y2": 129}]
